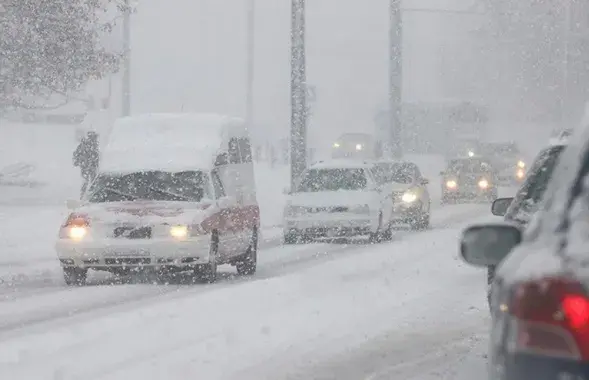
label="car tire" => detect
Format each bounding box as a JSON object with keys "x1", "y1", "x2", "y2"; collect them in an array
[
  {"x1": 369, "y1": 213, "x2": 384, "y2": 243},
  {"x1": 284, "y1": 231, "x2": 303, "y2": 244},
  {"x1": 410, "y1": 212, "x2": 430, "y2": 230},
  {"x1": 196, "y1": 231, "x2": 218, "y2": 283},
  {"x1": 380, "y1": 223, "x2": 393, "y2": 241},
  {"x1": 63, "y1": 267, "x2": 88, "y2": 286},
  {"x1": 236, "y1": 228, "x2": 258, "y2": 276}
]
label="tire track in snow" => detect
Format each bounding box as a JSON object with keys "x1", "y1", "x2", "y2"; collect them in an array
[{"x1": 0, "y1": 204, "x2": 489, "y2": 338}]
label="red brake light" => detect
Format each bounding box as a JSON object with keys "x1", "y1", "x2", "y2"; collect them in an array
[
  {"x1": 508, "y1": 276, "x2": 589, "y2": 360},
  {"x1": 563, "y1": 295, "x2": 589, "y2": 329}
]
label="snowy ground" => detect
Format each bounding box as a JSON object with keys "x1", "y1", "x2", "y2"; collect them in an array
[
  {"x1": 0, "y1": 128, "x2": 515, "y2": 379},
  {"x1": 0, "y1": 206, "x2": 497, "y2": 379}
]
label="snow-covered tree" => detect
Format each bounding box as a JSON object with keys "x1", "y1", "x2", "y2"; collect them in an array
[{"x1": 0, "y1": 0, "x2": 123, "y2": 112}]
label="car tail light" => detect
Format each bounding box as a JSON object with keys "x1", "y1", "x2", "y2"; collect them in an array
[{"x1": 507, "y1": 276, "x2": 589, "y2": 360}]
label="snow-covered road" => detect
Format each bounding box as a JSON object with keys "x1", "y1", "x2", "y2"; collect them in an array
[{"x1": 0, "y1": 202, "x2": 493, "y2": 379}]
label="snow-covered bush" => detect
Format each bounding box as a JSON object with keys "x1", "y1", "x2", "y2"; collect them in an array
[{"x1": 0, "y1": 0, "x2": 123, "y2": 111}]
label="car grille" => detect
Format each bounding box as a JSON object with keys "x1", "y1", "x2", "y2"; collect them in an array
[
  {"x1": 392, "y1": 191, "x2": 405, "y2": 198},
  {"x1": 105, "y1": 258, "x2": 151, "y2": 265},
  {"x1": 113, "y1": 226, "x2": 152, "y2": 239},
  {"x1": 306, "y1": 206, "x2": 349, "y2": 213}
]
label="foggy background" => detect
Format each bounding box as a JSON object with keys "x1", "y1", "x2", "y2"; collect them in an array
[{"x1": 91, "y1": 0, "x2": 589, "y2": 156}]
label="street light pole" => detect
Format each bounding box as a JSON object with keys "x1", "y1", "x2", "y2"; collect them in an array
[
  {"x1": 562, "y1": 0, "x2": 570, "y2": 124},
  {"x1": 290, "y1": 0, "x2": 307, "y2": 189},
  {"x1": 389, "y1": 0, "x2": 403, "y2": 158},
  {"x1": 122, "y1": 0, "x2": 131, "y2": 117},
  {"x1": 246, "y1": 0, "x2": 255, "y2": 129}
]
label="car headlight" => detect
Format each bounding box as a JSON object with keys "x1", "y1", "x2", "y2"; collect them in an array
[
  {"x1": 285, "y1": 205, "x2": 306, "y2": 217},
  {"x1": 60, "y1": 214, "x2": 90, "y2": 240},
  {"x1": 478, "y1": 179, "x2": 489, "y2": 189},
  {"x1": 401, "y1": 192, "x2": 417, "y2": 203},
  {"x1": 169, "y1": 225, "x2": 188, "y2": 239},
  {"x1": 350, "y1": 204, "x2": 370, "y2": 214},
  {"x1": 516, "y1": 169, "x2": 525, "y2": 179},
  {"x1": 333, "y1": 142, "x2": 340, "y2": 148},
  {"x1": 468, "y1": 151, "x2": 474, "y2": 157},
  {"x1": 68, "y1": 226, "x2": 87, "y2": 240},
  {"x1": 355, "y1": 144, "x2": 363, "y2": 151},
  {"x1": 517, "y1": 160, "x2": 525, "y2": 168},
  {"x1": 446, "y1": 180, "x2": 457, "y2": 189}
]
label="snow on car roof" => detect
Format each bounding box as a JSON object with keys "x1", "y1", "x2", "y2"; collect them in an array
[
  {"x1": 309, "y1": 159, "x2": 374, "y2": 170},
  {"x1": 101, "y1": 113, "x2": 245, "y2": 173},
  {"x1": 548, "y1": 131, "x2": 571, "y2": 147}
]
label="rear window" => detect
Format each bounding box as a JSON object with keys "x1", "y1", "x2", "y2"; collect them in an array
[{"x1": 296, "y1": 168, "x2": 367, "y2": 192}]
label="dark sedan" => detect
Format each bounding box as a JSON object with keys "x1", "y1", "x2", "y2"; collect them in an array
[{"x1": 458, "y1": 128, "x2": 588, "y2": 380}]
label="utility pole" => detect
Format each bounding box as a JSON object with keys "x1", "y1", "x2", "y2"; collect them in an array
[
  {"x1": 389, "y1": 0, "x2": 403, "y2": 159},
  {"x1": 562, "y1": 0, "x2": 570, "y2": 124},
  {"x1": 122, "y1": 0, "x2": 131, "y2": 117},
  {"x1": 290, "y1": 0, "x2": 307, "y2": 189},
  {"x1": 246, "y1": 0, "x2": 255, "y2": 129}
]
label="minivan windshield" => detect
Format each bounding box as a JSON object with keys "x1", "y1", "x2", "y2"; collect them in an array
[
  {"x1": 296, "y1": 168, "x2": 367, "y2": 192},
  {"x1": 86, "y1": 170, "x2": 211, "y2": 203}
]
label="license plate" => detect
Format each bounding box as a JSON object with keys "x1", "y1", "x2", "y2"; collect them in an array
[{"x1": 105, "y1": 248, "x2": 150, "y2": 256}]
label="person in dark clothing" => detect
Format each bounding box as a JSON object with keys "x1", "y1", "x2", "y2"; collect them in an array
[{"x1": 73, "y1": 131, "x2": 100, "y2": 197}]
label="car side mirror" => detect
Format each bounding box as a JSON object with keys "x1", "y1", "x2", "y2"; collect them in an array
[
  {"x1": 66, "y1": 199, "x2": 82, "y2": 210},
  {"x1": 491, "y1": 197, "x2": 513, "y2": 216},
  {"x1": 420, "y1": 178, "x2": 429, "y2": 185},
  {"x1": 460, "y1": 224, "x2": 522, "y2": 267}
]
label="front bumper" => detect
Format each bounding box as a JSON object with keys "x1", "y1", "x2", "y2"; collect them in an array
[
  {"x1": 443, "y1": 186, "x2": 496, "y2": 199},
  {"x1": 284, "y1": 214, "x2": 375, "y2": 237},
  {"x1": 389, "y1": 201, "x2": 424, "y2": 224},
  {"x1": 55, "y1": 236, "x2": 212, "y2": 269}
]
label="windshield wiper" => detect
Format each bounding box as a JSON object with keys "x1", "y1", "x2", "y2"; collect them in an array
[
  {"x1": 147, "y1": 186, "x2": 192, "y2": 201},
  {"x1": 102, "y1": 187, "x2": 137, "y2": 201}
]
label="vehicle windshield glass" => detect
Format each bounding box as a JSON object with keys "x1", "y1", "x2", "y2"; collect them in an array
[
  {"x1": 390, "y1": 163, "x2": 415, "y2": 184},
  {"x1": 447, "y1": 159, "x2": 490, "y2": 173},
  {"x1": 506, "y1": 146, "x2": 564, "y2": 220},
  {"x1": 484, "y1": 143, "x2": 519, "y2": 156},
  {"x1": 296, "y1": 168, "x2": 367, "y2": 192},
  {"x1": 86, "y1": 170, "x2": 210, "y2": 203}
]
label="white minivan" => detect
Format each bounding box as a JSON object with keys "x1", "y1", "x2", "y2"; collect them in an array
[
  {"x1": 283, "y1": 160, "x2": 394, "y2": 243},
  {"x1": 56, "y1": 113, "x2": 259, "y2": 285}
]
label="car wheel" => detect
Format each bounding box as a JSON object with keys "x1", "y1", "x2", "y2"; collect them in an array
[
  {"x1": 410, "y1": 212, "x2": 430, "y2": 230},
  {"x1": 284, "y1": 231, "x2": 304, "y2": 244},
  {"x1": 63, "y1": 267, "x2": 88, "y2": 286},
  {"x1": 369, "y1": 213, "x2": 384, "y2": 243},
  {"x1": 381, "y1": 222, "x2": 393, "y2": 241},
  {"x1": 236, "y1": 228, "x2": 258, "y2": 276},
  {"x1": 196, "y1": 231, "x2": 218, "y2": 283}
]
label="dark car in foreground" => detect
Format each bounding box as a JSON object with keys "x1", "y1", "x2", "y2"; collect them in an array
[
  {"x1": 486, "y1": 141, "x2": 568, "y2": 304},
  {"x1": 459, "y1": 126, "x2": 588, "y2": 379}
]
